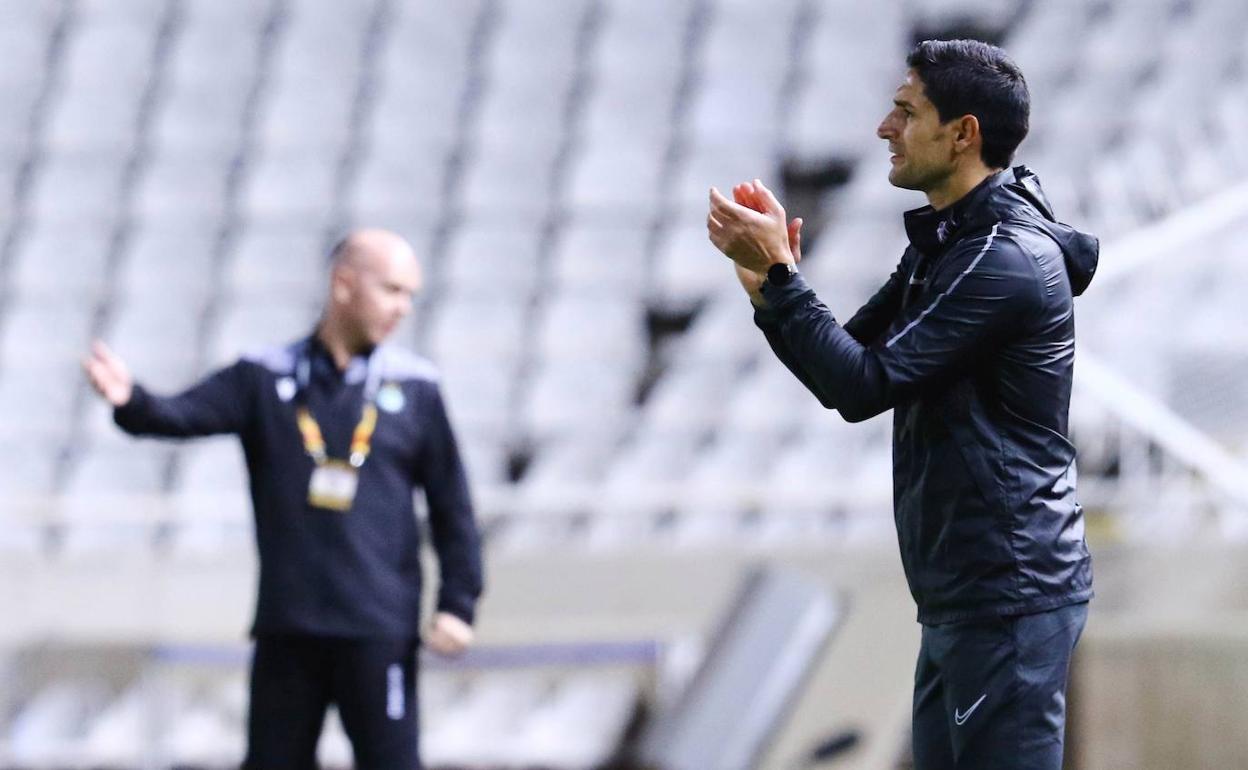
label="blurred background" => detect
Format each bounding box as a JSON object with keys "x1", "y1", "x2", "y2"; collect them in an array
[{"x1": 1, "y1": 0, "x2": 1247, "y2": 767}]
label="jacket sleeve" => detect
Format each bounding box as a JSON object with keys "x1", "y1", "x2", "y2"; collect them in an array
[
  {"x1": 113, "y1": 360, "x2": 254, "y2": 437},
  {"x1": 754, "y1": 228, "x2": 1041, "y2": 422},
  {"x1": 842, "y1": 256, "x2": 910, "y2": 345},
  {"x1": 753, "y1": 255, "x2": 910, "y2": 404},
  {"x1": 418, "y1": 382, "x2": 484, "y2": 625}
]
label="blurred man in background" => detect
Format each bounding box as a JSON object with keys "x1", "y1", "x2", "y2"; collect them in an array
[
  {"x1": 707, "y1": 40, "x2": 1097, "y2": 769},
  {"x1": 83, "y1": 228, "x2": 484, "y2": 770}
]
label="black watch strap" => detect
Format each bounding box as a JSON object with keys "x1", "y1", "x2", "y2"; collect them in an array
[{"x1": 767, "y1": 262, "x2": 797, "y2": 287}]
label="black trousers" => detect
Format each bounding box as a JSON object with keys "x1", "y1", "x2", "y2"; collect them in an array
[
  {"x1": 911, "y1": 602, "x2": 1088, "y2": 770},
  {"x1": 242, "y1": 634, "x2": 420, "y2": 770}
]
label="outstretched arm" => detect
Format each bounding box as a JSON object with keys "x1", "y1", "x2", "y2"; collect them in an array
[{"x1": 84, "y1": 340, "x2": 253, "y2": 437}]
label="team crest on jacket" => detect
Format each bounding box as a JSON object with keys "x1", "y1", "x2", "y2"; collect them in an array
[
  {"x1": 377, "y1": 383, "x2": 405, "y2": 413},
  {"x1": 276, "y1": 377, "x2": 297, "y2": 402}
]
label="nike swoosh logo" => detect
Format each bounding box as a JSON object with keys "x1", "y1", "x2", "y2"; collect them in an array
[{"x1": 954, "y1": 693, "x2": 987, "y2": 726}]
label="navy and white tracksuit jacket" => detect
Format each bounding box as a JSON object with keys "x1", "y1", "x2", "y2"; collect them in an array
[{"x1": 114, "y1": 334, "x2": 484, "y2": 639}]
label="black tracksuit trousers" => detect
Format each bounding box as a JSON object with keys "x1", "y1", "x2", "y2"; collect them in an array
[
  {"x1": 912, "y1": 602, "x2": 1088, "y2": 769},
  {"x1": 242, "y1": 634, "x2": 420, "y2": 770}
]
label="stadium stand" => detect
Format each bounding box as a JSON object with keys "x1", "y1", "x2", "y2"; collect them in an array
[{"x1": 2, "y1": 0, "x2": 1247, "y2": 766}]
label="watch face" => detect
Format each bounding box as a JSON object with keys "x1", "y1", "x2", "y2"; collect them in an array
[{"x1": 768, "y1": 262, "x2": 795, "y2": 286}]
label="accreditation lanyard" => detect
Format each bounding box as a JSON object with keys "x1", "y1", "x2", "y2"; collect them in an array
[
  {"x1": 293, "y1": 347, "x2": 382, "y2": 469},
  {"x1": 293, "y1": 346, "x2": 384, "y2": 513}
]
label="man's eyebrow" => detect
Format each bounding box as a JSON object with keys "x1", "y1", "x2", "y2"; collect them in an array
[{"x1": 894, "y1": 98, "x2": 915, "y2": 109}]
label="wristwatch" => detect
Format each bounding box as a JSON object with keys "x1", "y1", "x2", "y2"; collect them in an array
[{"x1": 767, "y1": 262, "x2": 798, "y2": 287}]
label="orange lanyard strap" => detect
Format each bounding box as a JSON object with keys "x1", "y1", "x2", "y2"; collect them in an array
[
  {"x1": 348, "y1": 403, "x2": 378, "y2": 468},
  {"x1": 295, "y1": 407, "x2": 327, "y2": 463},
  {"x1": 297, "y1": 403, "x2": 379, "y2": 468},
  {"x1": 294, "y1": 342, "x2": 384, "y2": 467}
]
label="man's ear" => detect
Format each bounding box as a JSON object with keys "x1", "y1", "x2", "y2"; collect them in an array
[
  {"x1": 952, "y1": 114, "x2": 982, "y2": 157},
  {"x1": 330, "y1": 265, "x2": 353, "y2": 304}
]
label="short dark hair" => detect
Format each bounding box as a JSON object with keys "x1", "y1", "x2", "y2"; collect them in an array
[{"x1": 906, "y1": 39, "x2": 1029, "y2": 169}]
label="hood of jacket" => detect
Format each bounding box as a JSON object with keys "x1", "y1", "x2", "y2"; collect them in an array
[{"x1": 904, "y1": 166, "x2": 1100, "y2": 296}]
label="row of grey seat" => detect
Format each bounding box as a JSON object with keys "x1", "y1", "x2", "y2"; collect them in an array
[{"x1": 2, "y1": 0, "x2": 1245, "y2": 550}]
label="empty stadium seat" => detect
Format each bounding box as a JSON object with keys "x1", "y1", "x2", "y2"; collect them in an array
[
  {"x1": 562, "y1": 143, "x2": 667, "y2": 220},
  {"x1": 206, "y1": 300, "x2": 320, "y2": 367},
  {"x1": 223, "y1": 224, "x2": 328, "y2": 301},
  {"x1": 8, "y1": 224, "x2": 113, "y2": 301},
  {"x1": 349, "y1": 145, "x2": 450, "y2": 226},
  {"x1": 651, "y1": 220, "x2": 748, "y2": 310},
  {"x1": 106, "y1": 297, "x2": 204, "y2": 393},
  {"x1": 237, "y1": 149, "x2": 341, "y2": 226},
  {"x1": 547, "y1": 220, "x2": 651, "y2": 297},
  {"x1": 0, "y1": 0, "x2": 1240, "y2": 575},
  {"x1": 80, "y1": 685, "x2": 147, "y2": 767},
  {"x1": 0, "y1": 296, "x2": 96, "y2": 370},
  {"x1": 0, "y1": 26, "x2": 50, "y2": 158},
  {"x1": 44, "y1": 23, "x2": 153, "y2": 153},
  {"x1": 26, "y1": 151, "x2": 127, "y2": 227},
  {"x1": 115, "y1": 223, "x2": 219, "y2": 301},
  {"x1": 6, "y1": 679, "x2": 112, "y2": 767},
  {"x1": 440, "y1": 221, "x2": 544, "y2": 298},
  {"x1": 518, "y1": 357, "x2": 636, "y2": 442},
  {"x1": 132, "y1": 153, "x2": 233, "y2": 228}
]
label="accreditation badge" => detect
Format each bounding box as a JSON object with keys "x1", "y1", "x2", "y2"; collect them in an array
[{"x1": 308, "y1": 460, "x2": 359, "y2": 512}]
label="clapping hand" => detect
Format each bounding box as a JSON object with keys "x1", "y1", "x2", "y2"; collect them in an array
[{"x1": 707, "y1": 179, "x2": 803, "y2": 305}]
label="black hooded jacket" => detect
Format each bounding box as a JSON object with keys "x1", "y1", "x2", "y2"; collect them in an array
[{"x1": 755, "y1": 166, "x2": 1097, "y2": 624}]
